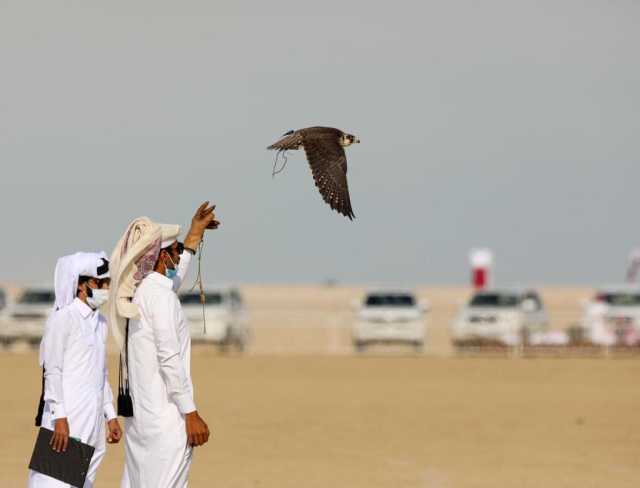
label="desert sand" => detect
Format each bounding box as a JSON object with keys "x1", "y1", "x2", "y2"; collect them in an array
[
  {"x1": 2, "y1": 354, "x2": 639, "y2": 487},
  {"x1": 1, "y1": 285, "x2": 638, "y2": 487}
]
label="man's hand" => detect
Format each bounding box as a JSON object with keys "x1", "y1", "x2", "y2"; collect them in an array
[
  {"x1": 184, "y1": 201, "x2": 220, "y2": 251},
  {"x1": 185, "y1": 411, "x2": 210, "y2": 447},
  {"x1": 106, "y1": 418, "x2": 123, "y2": 444},
  {"x1": 50, "y1": 418, "x2": 70, "y2": 453}
]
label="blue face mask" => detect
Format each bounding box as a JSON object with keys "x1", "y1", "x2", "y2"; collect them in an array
[{"x1": 164, "y1": 252, "x2": 178, "y2": 280}]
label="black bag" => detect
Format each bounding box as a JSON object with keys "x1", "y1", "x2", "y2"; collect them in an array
[
  {"x1": 117, "y1": 319, "x2": 134, "y2": 417},
  {"x1": 29, "y1": 427, "x2": 95, "y2": 488}
]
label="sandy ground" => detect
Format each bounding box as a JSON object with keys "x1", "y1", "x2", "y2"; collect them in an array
[
  {"x1": 2, "y1": 285, "x2": 637, "y2": 487},
  {"x1": 2, "y1": 352, "x2": 639, "y2": 488}
]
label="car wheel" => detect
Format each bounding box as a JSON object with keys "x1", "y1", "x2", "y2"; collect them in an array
[
  {"x1": 354, "y1": 341, "x2": 366, "y2": 353},
  {"x1": 413, "y1": 342, "x2": 424, "y2": 353}
]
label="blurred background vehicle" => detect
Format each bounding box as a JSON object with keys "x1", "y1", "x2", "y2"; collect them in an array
[
  {"x1": 581, "y1": 285, "x2": 640, "y2": 347},
  {"x1": 179, "y1": 286, "x2": 249, "y2": 352},
  {"x1": 352, "y1": 290, "x2": 427, "y2": 352},
  {"x1": 3, "y1": 285, "x2": 54, "y2": 346},
  {"x1": 0, "y1": 287, "x2": 8, "y2": 347},
  {"x1": 452, "y1": 288, "x2": 549, "y2": 348}
]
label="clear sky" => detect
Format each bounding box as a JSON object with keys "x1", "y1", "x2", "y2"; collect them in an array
[{"x1": 1, "y1": 0, "x2": 639, "y2": 286}]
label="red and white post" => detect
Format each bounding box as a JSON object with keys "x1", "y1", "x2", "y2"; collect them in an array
[{"x1": 469, "y1": 248, "x2": 493, "y2": 290}]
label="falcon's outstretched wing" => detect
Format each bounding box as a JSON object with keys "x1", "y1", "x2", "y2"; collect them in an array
[{"x1": 303, "y1": 132, "x2": 355, "y2": 220}]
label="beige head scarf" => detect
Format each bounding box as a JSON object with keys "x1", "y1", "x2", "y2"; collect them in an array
[{"x1": 108, "y1": 217, "x2": 180, "y2": 350}]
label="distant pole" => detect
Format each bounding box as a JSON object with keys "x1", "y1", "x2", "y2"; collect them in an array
[
  {"x1": 625, "y1": 248, "x2": 640, "y2": 283},
  {"x1": 469, "y1": 248, "x2": 493, "y2": 290}
]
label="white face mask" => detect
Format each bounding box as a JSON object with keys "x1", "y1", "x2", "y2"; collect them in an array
[{"x1": 87, "y1": 288, "x2": 109, "y2": 310}]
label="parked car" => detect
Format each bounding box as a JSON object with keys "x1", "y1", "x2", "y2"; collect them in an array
[
  {"x1": 179, "y1": 287, "x2": 249, "y2": 352},
  {"x1": 0, "y1": 288, "x2": 9, "y2": 346},
  {"x1": 352, "y1": 290, "x2": 427, "y2": 352},
  {"x1": 4, "y1": 286, "x2": 55, "y2": 345},
  {"x1": 452, "y1": 288, "x2": 549, "y2": 347},
  {"x1": 580, "y1": 285, "x2": 640, "y2": 346}
]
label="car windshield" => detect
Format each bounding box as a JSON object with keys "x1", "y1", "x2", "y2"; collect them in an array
[
  {"x1": 365, "y1": 294, "x2": 416, "y2": 307},
  {"x1": 180, "y1": 293, "x2": 223, "y2": 306},
  {"x1": 598, "y1": 293, "x2": 640, "y2": 306},
  {"x1": 18, "y1": 290, "x2": 55, "y2": 304},
  {"x1": 470, "y1": 293, "x2": 520, "y2": 308}
]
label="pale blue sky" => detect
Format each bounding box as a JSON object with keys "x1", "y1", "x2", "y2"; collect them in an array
[{"x1": 1, "y1": 0, "x2": 639, "y2": 285}]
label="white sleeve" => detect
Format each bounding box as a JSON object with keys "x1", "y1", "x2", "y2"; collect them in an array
[
  {"x1": 103, "y1": 368, "x2": 117, "y2": 421},
  {"x1": 42, "y1": 312, "x2": 71, "y2": 420},
  {"x1": 101, "y1": 321, "x2": 117, "y2": 421},
  {"x1": 172, "y1": 251, "x2": 193, "y2": 293},
  {"x1": 150, "y1": 293, "x2": 196, "y2": 414}
]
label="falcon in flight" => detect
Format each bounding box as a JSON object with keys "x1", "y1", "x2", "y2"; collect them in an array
[{"x1": 267, "y1": 126, "x2": 360, "y2": 220}]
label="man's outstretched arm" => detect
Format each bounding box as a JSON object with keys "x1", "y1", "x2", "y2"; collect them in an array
[{"x1": 173, "y1": 201, "x2": 219, "y2": 292}]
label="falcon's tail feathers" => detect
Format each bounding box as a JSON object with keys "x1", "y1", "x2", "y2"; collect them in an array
[{"x1": 267, "y1": 130, "x2": 303, "y2": 151}]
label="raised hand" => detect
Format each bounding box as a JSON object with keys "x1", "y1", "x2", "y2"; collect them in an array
[{"x1": 185, "y1": 201, "x2": 220, "y2": 251}]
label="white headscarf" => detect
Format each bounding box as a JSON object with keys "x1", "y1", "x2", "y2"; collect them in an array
[
  {"x1": 108, "y1": 217, "x2": 180, "y2": 350},
  {"x1": 40, "y1": 251, "x2": 109, "y2": 365},
  {"x1": 53, "y1": 251, "x2": 110, "y2": 310}
]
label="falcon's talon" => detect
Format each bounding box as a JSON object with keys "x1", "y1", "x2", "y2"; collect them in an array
[{"x1": 271, "y1": 149, "x2": 289, "y2": 177}]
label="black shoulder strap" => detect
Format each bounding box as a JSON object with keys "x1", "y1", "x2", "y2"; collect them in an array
[
  {"x1": 117, "y1": 319, "x2": 134, "y2": 417},
  {"x1": 34, "y1": 367, "x2": 45, "y2": 427}
]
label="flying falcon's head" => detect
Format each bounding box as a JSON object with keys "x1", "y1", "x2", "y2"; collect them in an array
[{"x1": 339, "y1": 132, "x2": 360, "y2": 147}]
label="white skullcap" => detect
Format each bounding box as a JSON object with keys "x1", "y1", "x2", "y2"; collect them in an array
[{"x1": 160, "y1": 223, "x2": 181, "y2": 248}]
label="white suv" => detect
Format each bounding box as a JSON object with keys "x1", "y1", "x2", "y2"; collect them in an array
[
  {"x1": 352, "y1": 290, "x2": 427, "y2": 352},
  {"x1": 3, "y1": 286, "x2": 55, "y2": 346},
  {"x1": 581, "y1": 285, "x2": 640, "y2": 346},
  {"x1": 179, "y1": 287, "x2": 249, "y2": 352},
  {"x1": 452, "y1": 289, "x2": 549, "y2": 347}
]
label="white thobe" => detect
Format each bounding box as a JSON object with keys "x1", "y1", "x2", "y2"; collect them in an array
[
  {"x1": 121, "y1": 253, "x2": 197, "y2": 488},
  {"x1": 29, "y1": 299, "x2": 116, "y2": 488}
]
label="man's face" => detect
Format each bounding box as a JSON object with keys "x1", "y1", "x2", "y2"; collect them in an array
[
  {"x1": 163, "y1": 241, "x2": 183, "y2": 268},
  {"x1": 78, "y1": 277, "x2": 110, "y2": 297}
]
